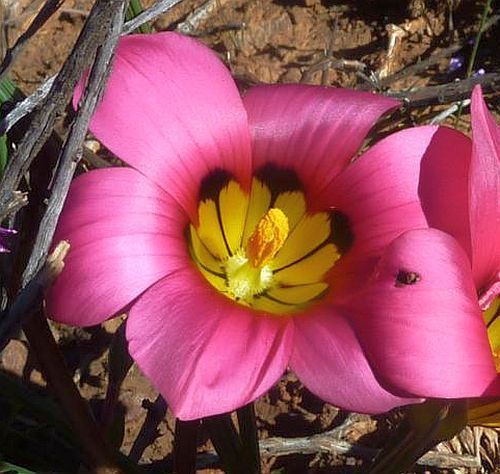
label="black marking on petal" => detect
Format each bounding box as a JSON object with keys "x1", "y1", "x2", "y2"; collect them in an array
[
  {"x1": 330, "y1": 209, "x2": 354, "y2": 254},
  {"x1": 215, "y1": 193, "x2": 233, "y2": 256},
  {"x1": 197, "y1": 169, "x2": 234, "y2": 256},
  {"x1": 199, "y1": 168, "x2": 233, "y2": 202},
  {"x1": 395, "y1": 270, "x2": 421, "y2": 287},
  {"x1": 255, "y1": 163, "x2": 303, "y2": 203},
  {"x1": 486, "y1": 306, "x2": 499, "y2": 329}
]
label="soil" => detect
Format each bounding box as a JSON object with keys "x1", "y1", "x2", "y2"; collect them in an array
[{"x1": 1, "y1": 0, "x2": 499, "y2": 473}]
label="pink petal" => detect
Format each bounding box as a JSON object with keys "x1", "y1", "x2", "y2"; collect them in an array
[
  {"x1": 47, "y1": 168, "x2": 188, "y2": 326},
  {"x1": 243, "y1": 85, "x2": 398, "y2": 208},
  {"x1": 126, "y1": 268, "x2": 294, "y2": 420},
  {"x1": 74, "y1": 32, "x2": 252, "y2": 220},
  {"x1": 350, "y1": 229, "x2": 497, "y2": 398},
  {"x1": 325, "y1": 126, "x2": 440, "y2": 298},
  {"x1": 470, "y1": 86, "x2": 500, "y2": 293},
  {"x1": 417, "y1": 127, "x2": 473, "y2": 261},
  {"x1": 290, "y1": 309, "x2": 422, "y2": 414}
]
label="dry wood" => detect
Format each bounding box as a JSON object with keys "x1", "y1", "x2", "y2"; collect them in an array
[
  {"x1": 21, "y1": 0, "x2": 126, "y2": 283},
  {"x1": 1, "y1": 0, "x2": 187, "y2": 136},
  {"x1": 392, "y1": 72, "x2": 500, "y2": 108},
  {"x1": 197, "y1": 430, "x2": 480, "y2": 470},
  {"x1": 0, "y1": 0, "x2": 64, "y2": 82}
]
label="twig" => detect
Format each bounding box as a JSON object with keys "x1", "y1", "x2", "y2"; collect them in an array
[
  {"x1": 21, "y1": 0, "x2": 127, "y2": 284},
  {"x1": 361, "y1": 13, "x2": 500, "y2": 92},
  {"x1": 60, "y1": 7, "x2": 89, "y2": 18},
  {"x1": 0, "y1": 0, "x2": 64, "y2": 82},
  {"x1": 389, "y1": 73, "x2": 500, "y2": 108},
  {"x1": 0, "y1": 0, "x2": 122, "y2": 221},
  {"x1": 122, "y1": 0, "x2": 183, "y2": 34},
  {"x1": 0, "y1": 0, "x2": 186, "y2": 136},
  {"x1": 196, "y1": 430, "x2": 480, "y2": 470},
  {"x1": 176, "y1": 0, "x2": 231, "y2": 35},
  {"x1": 429, "y1": 99, "x2": 470, "y2": 124},
  {"x1": 0, "y1": 75, "x2": 55, "y2": 135},
  {"x1": 360, "y1": 43, "x2": 463, "y2": 91},
  {"x1": 300, "y1": 58, "x2": 367, "y2": 84}
]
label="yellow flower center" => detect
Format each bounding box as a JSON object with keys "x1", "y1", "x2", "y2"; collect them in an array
[
  {"x1": 484, "y1": 296, "x2": 500, "y2": 372},
  {"x1": 187, "y1": 169, "x2": 352, "y2": 315}
]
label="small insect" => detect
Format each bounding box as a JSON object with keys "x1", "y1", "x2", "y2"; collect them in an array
[{"x1": 395, "y1": 269, "x2": 421, "y2": 287}]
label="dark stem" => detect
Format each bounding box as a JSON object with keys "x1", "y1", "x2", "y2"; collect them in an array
[
  {"x1": 100, "y1": 321, "x2": 133, "y2": 435},
  {"x1": 23, "y1": 310, "x2": 122, "y2": 473},
  {"x1": 128, "y1": 395, "x2": 168, "y2": 464},
  {"x1": 174, "y1": 419, "x2": 201, "y2": 474},
  {"x1": 203, "y1": 413, "x2": 243, "y2": 474},
  {"x1": 237, "y1": 403, "x2": 261, "y2": 474}
]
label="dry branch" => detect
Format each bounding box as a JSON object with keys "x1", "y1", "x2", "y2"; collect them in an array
[
  {"x1": 21, "y1": 0, "x2": 126, "y2": 283},
  {"x1": 391, "y1": 72, "x2": 500, "y2": 108},
  {"x1": 0, "y1": 2, "x2": 120, "y2": 221},
  {"x1": 0, "y1": 0, "x2": 64, "y2": 82},
  {"x1": 0, "y1": 0, "x2": 186, "y2": 136},
  {"x1": 196, "y1": 429, "x2": 480, "y2": 470}
]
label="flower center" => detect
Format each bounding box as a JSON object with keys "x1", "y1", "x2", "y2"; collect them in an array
[
  {"x1": 247, "y1": 208, "x2": 289, "y2": 268},
  {"x1": 187, "y1": 169, "x2": 352, "y2": 315},
  {"x1": 484, "y1": 296, "x2": 500, "y2": 372}
]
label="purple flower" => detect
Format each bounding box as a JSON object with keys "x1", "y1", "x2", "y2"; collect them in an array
[
  {"x1": 0, "y1": 227, "x2": 16, "y2": 253},
  {"x1": 449, "y1": 55, "x2": 464, "y2": 73}
]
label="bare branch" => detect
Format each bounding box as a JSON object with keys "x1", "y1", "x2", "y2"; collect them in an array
[
  {"x1": 0, "y1": 0, "x2": 187, "y2": 136},
  {"x1": 122, "y1": 0, "x2": 183, "y2": 34},
  {"x1": 21, "y1": 0, "x2": 128, "y2": 284},
  {"x1": 176, "y1": 0, "x2": 231, "y2": 35},
  {"x1": 390, "y1": 72, "x2": 500, "y2": 108},
  {"x1": 197, "y1": 429, "x2": 480, "y2": 470},
  {"x1": 0, "y1": 1, "x2": 124, "y2": 220},
  {"x1": 0, "y1": 0, "x2": 65, "y2": 82}
]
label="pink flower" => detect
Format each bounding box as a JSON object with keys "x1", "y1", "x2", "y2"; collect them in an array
[
  {"x1": 420, "y1": 85, "x2": 500, "y2": 424},
  {"x1": 421, "y1": 86, "x2": 499, "y2": 311},
  {"x1": 47, "y1": 33, "x2": 497, "y2": 420}
]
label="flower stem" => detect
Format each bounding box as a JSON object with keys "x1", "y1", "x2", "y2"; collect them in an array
[
  {"x1": 203, "y1": 413, "x2": 243, "y2": 474},
  {"x1": 173, "y1": 418, "x2": 200, "y2": 474},
  {"x1": 23, "y1": 309, "x2": 123, "y2": 473},
  {"x1": 236, "y1": 403, "x2": 261, "y2": 474}
]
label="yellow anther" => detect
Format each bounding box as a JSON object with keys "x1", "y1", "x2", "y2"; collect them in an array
[{"x1": 246, "y1": 208, "x2": 289, "y2": 268}]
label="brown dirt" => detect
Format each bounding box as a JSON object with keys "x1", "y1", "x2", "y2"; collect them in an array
[{"x1": 1, "y1": 0, "x2": 499, "y2": 472}]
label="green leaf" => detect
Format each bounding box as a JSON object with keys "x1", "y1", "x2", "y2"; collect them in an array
[
  {"x1": 0, "y1": 135, "x2": 8, "y2": 174},
  {"x1": 0, "y1": 78, "x2": 17, "y2": 104},
  {"x1": 0, "y1": 461, "x2": 36, "y2": 474},
  {"x1": 0, "y1": 77, "x2": 23, "y2": 174}
]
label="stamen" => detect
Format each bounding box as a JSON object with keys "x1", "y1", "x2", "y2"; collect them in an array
[{"x1": 246, "y1": 208, "x2": 289, "y2": 268}]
